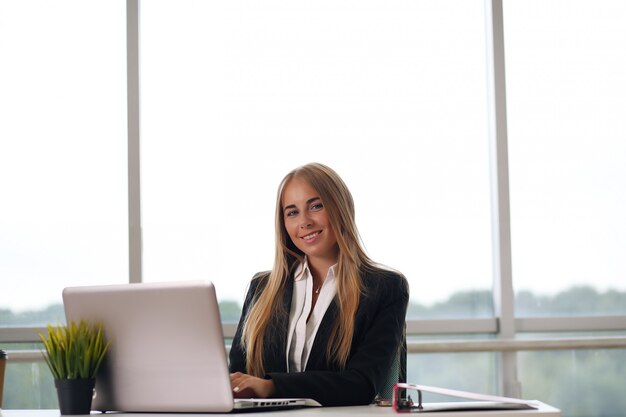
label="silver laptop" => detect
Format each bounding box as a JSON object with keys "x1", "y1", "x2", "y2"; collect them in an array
[{"x1": 62, "y1": 280, "x2": 320, "y2": 412}]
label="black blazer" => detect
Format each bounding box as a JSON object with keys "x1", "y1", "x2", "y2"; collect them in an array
[{"x1": 229, "y1": 267, "x2": 409, "y2": 406}]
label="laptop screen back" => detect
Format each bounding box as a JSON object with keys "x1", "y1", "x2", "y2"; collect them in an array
[{"x1": 62, "y1": 281, "x2": 234, "y2": 412}]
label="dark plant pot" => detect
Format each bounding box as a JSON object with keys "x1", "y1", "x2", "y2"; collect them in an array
[{"x1": 55, "y1": 378, "x2": 95, "y2": 415}]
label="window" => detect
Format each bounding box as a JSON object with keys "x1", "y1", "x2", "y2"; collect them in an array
[
  {"x1": 2, "y1": 1, "x2": 626, "y2": 414},
  {"x1": 0, "y1": 0, "x2": 128, "y2": 326},
  {"x1": 504, "y1": 0, "x2": 626, "y2": 316},
  {"x1": 518, "y1": 347, "x2": 626, "y2": 417},
  {"x1": 3, "y1": 349, "x2": 56, "y2": 409},
  {"x1": 140, "y1": 0, "x2": 493, "y2": 317}
]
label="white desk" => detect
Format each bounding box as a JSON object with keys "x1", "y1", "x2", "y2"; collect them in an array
[{"x1": 0, "y1": 403, "x2": 561, "y2": 417}]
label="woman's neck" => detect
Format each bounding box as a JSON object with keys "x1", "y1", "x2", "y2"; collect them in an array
[{"x1": 307, "y1": 255, "x2": 337, "y2": 284}]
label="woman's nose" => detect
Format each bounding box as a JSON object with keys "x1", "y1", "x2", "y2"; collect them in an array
[{"x1": 300, "y1": 214, "x2": 312, "y2": 229}]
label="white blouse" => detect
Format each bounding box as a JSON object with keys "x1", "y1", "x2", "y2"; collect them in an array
[{"x1": 286, "y1": 258, "x2": 337, "y2": 372}]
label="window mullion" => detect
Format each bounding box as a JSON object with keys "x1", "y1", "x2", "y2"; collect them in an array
[
  {"x1": 127, "y1": 0, "x2": 142, "y2": 283},
  {"x1": 485, "y1": 0, "x2": 518, "y2": 398}
]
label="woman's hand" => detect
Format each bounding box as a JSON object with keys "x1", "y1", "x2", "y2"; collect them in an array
[{"x1": 230, "y1": 372, "x2": 276, "y2": 398}]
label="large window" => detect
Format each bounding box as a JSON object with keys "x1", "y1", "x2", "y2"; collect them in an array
[
  {"x1": 518, "y1": 347, "x2": 626, "y2": 417},
  {"x1": 1, "y1": 1, "x2": 626, "y2": 415},
  {"x1": 0, "y1": 0, "x2": 128, "y2": 325},
  {"x1": 140, "y1": 0, "x2": 494, "y2": 317},
  {"x1": 407, "y1": 348, "x2": 498, "y2": 396},
  {"x1": 504, "y1": 0, "x2": 626, "y2": 316}
]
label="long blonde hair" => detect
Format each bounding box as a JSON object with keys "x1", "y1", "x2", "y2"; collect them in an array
[{"x1": 241, "y1": 163, "x2": 376, "y2": 377}]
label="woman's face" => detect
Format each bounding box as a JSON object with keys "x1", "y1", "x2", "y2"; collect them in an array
[{"x1": 281, "y1": 177, "x2": 339, "y2": 265}]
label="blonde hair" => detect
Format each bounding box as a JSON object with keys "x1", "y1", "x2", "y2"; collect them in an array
[{"x1": 241, "y1": 163, "x2": 376, "y2": 376}]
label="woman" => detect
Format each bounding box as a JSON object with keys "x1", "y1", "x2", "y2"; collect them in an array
[{"x1": 229, "y1": 163, "x2": 409, "y2": 406}]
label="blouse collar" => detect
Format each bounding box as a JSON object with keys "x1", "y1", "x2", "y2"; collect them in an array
[{"x1": 294, "y1": 256, "x2": 337, "y2": 281}]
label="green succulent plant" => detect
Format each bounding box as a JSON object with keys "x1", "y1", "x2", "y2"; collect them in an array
[{"x1": 39, "y1": 320, "x2": 109, "y2": 380}]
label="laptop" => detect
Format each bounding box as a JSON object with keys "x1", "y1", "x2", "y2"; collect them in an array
[{"x1": 62, "y1": 280, "x2": 320, "y2": 412}]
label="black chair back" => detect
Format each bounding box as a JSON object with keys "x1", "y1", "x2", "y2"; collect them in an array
[{"x1": 374, "y1": 327, "x2": 407, "y2": 403}]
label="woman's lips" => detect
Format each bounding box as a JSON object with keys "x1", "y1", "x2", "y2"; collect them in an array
[{"x1": 301, "y1": 230, "x2": 322, "y2": 242}]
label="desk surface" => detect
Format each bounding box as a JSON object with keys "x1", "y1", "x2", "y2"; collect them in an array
[{"x1": 0, "y1": 403, "x2": 561, "y2": 417}]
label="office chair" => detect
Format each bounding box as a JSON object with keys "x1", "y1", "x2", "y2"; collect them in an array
[{"x1": 374, "y1": 326, "x2": 407, "y2": 404}]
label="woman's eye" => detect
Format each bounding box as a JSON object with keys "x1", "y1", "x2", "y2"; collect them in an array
[
  {"x1": 286, "y1": 209, "x2": 298, "y2": 217},
  {"x1": 311, "y1": 203, "x2": 323, "y2": 211}
]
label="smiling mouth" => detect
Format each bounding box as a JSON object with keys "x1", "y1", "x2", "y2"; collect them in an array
[{"x1": 301, "y1": 231, "x2": 321, "y2": 240}]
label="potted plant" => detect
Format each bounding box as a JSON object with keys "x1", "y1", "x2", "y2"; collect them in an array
[{"x1": 39, "y1": 320, "x2": 109, "y2": 415}]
